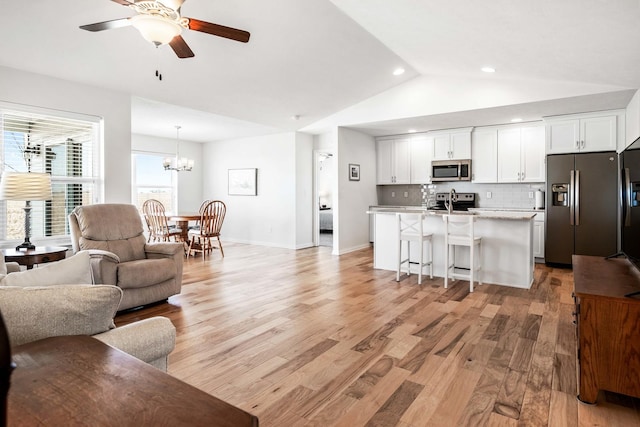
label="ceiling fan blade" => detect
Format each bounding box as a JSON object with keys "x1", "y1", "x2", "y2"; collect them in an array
[
  {"x1": 111, "y1": 0, "x2": 134, "y2": 5},
  {"x1": 169, "y1": 36, "x2": 195, "y2": 58},
  {"x1": 185, "y1": 18, "x2": 250, "y2": 43},
  {"x1": 80, "y1": 18, "x2": 131, "y2": 32}
]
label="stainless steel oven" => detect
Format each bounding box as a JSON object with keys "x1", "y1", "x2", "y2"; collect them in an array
[{"x1": 431, "y1": 159, "x2": 471, "y2": 182}]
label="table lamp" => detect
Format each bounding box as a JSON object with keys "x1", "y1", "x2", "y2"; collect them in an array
[{"x1": 0, "y1": 172, "x2": 52, "y2": 250}]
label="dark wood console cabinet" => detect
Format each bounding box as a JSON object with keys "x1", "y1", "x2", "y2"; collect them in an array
[{"x1": 573, "y1": 255, "x2": 640, "y2": 404}]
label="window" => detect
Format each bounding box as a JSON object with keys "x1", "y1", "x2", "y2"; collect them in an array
[
  {"x1": 132, "y1": 153, "x2": 176, "y2": 213},
  {"x1": 0, "y1": 105, "x2": 101, "y2": 244}
]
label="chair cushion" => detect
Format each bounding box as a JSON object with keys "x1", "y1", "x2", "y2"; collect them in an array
[
  {"x1": 0, "y1": 255, "x2": 5, "y2": 275},
  {"x1": 117, "y1": 258, "x2": 176, "y2": 289},
  {"x1": 0, "y1": 251, "x2": 92, "y2": 286},
  {"x1": 79, "y1": 235, "x2": 147, "y2": 263},
  {"x1": 74, "y1": 204, "x2": 147, "y2": 262},
  {"x1": 0, "y1": 284, "x2": 122, "y2": 347}
]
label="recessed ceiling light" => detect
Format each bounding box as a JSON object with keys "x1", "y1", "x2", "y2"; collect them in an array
[
  {"x1": 511, "y1": 118, "x2": 523, "y2": 123},
  {"x1": 408, "y1": 129, "x2": 416, "y2": 133},
  {"x1": 393, "y1": 68, "x2": 405, "y2": 76},
  {"x1": 481, "y1": 67, "x2": 496, "y2": 73}
]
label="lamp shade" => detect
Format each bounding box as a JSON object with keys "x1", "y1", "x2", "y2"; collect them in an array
[
  {"x1": 131, "y1": 14, "x2": 182, "y2": 46},
  {"x1": 0, "y1": 172, "x2": 52, "y2": 201}
]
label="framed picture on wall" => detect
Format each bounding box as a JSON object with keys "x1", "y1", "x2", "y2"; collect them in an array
[
  {"x1": 228, "y1": 168, "x2": 258, "y2": 195},
  {"x1": 349, "y1": 164, "x2": 360, "y2": 181}
]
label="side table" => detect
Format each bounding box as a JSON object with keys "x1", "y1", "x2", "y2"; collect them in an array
[
  {"x1": 1, "y1": 246, "x2": 68, "y2": 270},
  {"x1": 9, "y1": 335, "x2": 259, "y2": 426}
]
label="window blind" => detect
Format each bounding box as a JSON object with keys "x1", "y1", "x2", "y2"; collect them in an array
[{"x1": 0, "y1": 107, "x2": 101, "y2": 242}]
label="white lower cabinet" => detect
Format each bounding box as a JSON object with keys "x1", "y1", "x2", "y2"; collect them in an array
[{"x1": 533, "y1": 213, "x2": 545, "y2": 260}]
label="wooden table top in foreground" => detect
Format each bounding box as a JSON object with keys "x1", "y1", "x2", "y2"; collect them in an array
[{"x1": 8, "y1": 335, "x2": 259, "y2": 427}]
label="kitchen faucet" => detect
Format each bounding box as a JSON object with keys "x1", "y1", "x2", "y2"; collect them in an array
[{"x1": 444, "y1": 188, "x2": 457, "y2": 214}]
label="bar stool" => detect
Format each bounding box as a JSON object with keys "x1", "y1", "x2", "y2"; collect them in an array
[
  {"x1": 397, "y1": 212, "x2": 433, "y2": 285},
  {"x1": 443, "y1": 214, "x2": 482, "y2": 292}
]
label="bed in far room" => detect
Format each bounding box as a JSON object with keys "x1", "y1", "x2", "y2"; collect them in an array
[{"x1": 319, "y1": 208, "x2": 333, "y2": 232}]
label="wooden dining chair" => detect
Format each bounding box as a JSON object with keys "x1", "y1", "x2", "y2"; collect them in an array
[
  {"x1": 142, "y1": 199, "x2": 183, "y2": 243},
  {"x1": 188, "y1": 199, "x2": 212, "y2": 231},
  {"x1": 187, "y1": 200, "x2": 226, "y2": 259}
]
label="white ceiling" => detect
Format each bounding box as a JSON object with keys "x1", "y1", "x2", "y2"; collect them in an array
[{"x1": 1, "y1": 0, "x2": 639, "y2": 143}]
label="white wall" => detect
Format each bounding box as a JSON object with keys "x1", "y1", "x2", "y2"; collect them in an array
[
  {"x1": 132, "y1": 133, "x2": 203, "y2": 212},
  {"x1": 203, "y1": 132, "x2": 303, "y2": 248},
  {"x1": 626, "y1": 89, "x2": 640, "y2": 148},
  {"x1": 295, "y1": 132, "x2": 314, "y2": 249},
  {"x1": 0, "y1": 65, "x2": 132, "y2": 203},
  {"x1": 336, "y1": 127, "x2": 377, "y2": 254}
]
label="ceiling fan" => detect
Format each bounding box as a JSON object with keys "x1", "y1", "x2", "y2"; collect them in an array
[{"x1": 79, "y1": 0, "x2": 250, "y2": 58}]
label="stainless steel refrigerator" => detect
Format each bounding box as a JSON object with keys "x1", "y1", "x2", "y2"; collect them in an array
[
  {"x1": 545, "y1": 152, "x2": 618, "y2": 265},
  {"x1": 621, "y1": 140, "x2": 640, "y2": 264}
]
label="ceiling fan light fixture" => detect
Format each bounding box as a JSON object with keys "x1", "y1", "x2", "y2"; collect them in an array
[{"x1": 131, "y1": 14, "x2": 181, "y2": 46}]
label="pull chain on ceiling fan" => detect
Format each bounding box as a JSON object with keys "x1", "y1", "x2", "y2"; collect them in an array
[{"x1": 79, "y1": 0, "x2": 250, "y2": 58}]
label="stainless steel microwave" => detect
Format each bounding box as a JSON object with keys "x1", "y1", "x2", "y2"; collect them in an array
[{"x1": 431, "y1": 159, "x2": 471, "y2": 181}]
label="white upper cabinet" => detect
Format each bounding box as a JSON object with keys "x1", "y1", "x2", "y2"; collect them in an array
[
  {"x1": 376, "y1": 137, "x2": 411, "y2": 184},
  {"x1": 376, "y1": 139, "x2": 394, "y2": 185},
  {"x1": 497, "y1": 124, "x2": 545, "y2": 183},
  {"x1": 394, "y1": 139, "x2": 411, "y2": 183},
  {"x1": 432, "y1": 128, "x2": 472, "y2": 160},
  {"x1": 433, "y1": 134, "x2": 451, "y2": 160},
  {"x1": 471, "y1": 128, "x2": 498, "y2": 183},
  {"x1": 545, "y1": 112, "x2": 619, "y2": 154},
  {"x1": 410, "y1": 135, "x2": 434, "y2": 184},
  {"x1": 581, "y1": 116, "x2": 617, "y2": 152},
  {"x1": 497, "y1": 128, "x2": 522, "y2": 182},
  {"x1": 520, "y1": 126, "x2": 546, "y2": 182}
]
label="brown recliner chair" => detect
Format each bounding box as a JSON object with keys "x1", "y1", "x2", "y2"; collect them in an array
[{"x1": 68, "y1": 204, "x2": 183, "y2": 311}]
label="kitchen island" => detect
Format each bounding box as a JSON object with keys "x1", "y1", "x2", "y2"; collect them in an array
[{"x1": 369, "y1": 208, "x2": 537, "y2": 288}]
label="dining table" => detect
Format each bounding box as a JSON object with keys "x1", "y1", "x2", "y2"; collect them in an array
[{"x1": 167, "y1": 213, "x2": 200, "y2": 243}]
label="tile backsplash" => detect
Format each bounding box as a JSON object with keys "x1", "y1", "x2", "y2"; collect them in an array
[{"x1": 377, "y1": 182, "x2": 545, "y2": 209}]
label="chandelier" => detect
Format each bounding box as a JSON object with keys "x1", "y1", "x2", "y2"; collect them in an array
[{"x1": 163, "y1": 125, "x2": 194, "y2": 172}]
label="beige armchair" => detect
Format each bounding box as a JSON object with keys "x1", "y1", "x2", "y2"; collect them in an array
[
  {"x1": 69, "y1": 204, "x2": 184, "y2": 311},
  {"x1": 0, "y1": 284, "x2": 175, "y2": 371}
]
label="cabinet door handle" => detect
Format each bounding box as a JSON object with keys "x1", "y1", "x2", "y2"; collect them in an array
[{"x1": 581, "y1": 140, "x2": 585, "y2": 149}]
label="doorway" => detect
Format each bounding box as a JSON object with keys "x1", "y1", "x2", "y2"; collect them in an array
[{"x1": 314, "y1": 151, "x2": 334, "y2": 247}]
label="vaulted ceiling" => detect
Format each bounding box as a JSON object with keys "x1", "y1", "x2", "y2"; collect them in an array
[{"x1": 1, "y1": 0, "x2": 638, "y2": 142}]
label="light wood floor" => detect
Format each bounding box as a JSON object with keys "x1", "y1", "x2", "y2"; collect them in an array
[{"x1": 117, "y1": 243, "x2": 640, "y2": 426}]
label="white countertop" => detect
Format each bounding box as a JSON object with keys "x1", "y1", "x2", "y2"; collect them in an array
[
  {"x1": 469, "y1": 207, "x2": 544, "y2": 213},
  {"x1": 367, "y1": 207, "x2": 536, "y2": 220}
]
